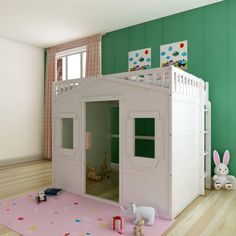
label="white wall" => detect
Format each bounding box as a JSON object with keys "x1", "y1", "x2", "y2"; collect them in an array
[{"x1": 0, "y1": 37, "x2": 44, "y2": 164}]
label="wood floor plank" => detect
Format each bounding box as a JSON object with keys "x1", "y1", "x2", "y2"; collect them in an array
[
  {"x1": 86, "y1": 170, "x2": 119, "y2": 202},
  {"x1": 163, "y1": 190, "x2": 236, "y2": 236}
]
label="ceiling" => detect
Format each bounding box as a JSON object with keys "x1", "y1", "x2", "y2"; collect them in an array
[{"x1": 0, "y1": 0, "x2": 223, "y2": 48}]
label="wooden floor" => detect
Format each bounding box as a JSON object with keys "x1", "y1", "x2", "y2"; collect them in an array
[
  {"x1": 163, "y1": 189, "x2": 236, "y2": 236},
  {"x1": 86, "y1": 170, "x2": 119, "y2": 202},
  {"x1": 0, "y1": 160, "x2": 51, "y2": 236},
  {"x1": 1, "y1": 161, "x2": 236, "y2": 236}
]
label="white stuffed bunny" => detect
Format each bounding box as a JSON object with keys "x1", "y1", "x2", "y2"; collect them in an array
[{"x1": 213, "y1": 150, "x2": 236, "y2": 190}]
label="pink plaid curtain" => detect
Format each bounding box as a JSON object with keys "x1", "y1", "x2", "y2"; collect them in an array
[
  {"x1": 44, "y1": 34, "x2": 101, "y2": 160},
  {"x1": 44, "y1": 48, "x2": 56, "y2": 160},
  {"x1": 86, "y1": 34, "x2": 101, "y2": 77}
]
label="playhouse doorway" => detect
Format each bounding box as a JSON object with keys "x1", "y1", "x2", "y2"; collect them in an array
[{"x1": 85, "y1": 100, "x2": 119, "y2": 202}]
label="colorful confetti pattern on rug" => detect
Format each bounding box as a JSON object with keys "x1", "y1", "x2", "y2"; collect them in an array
[{"x1": 0, "y1": 192, "x2": 174, "y2": 236}]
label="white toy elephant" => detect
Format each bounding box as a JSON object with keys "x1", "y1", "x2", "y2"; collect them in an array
[
  {"x1": 213, "y1": 150, "x2": 236, "y2": 190},
  {"x1": 121, "y1": 203, "x2": 158, "y2": 225}
]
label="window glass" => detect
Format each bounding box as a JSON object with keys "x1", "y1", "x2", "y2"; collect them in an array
[
  {"x1": 62, "y1": 118, "x2": 73, "y2": 149},
  {"x1": 82, "y1": 52, "x2": 86, "y2": 78},
  {"x1": 135, "y1": 118, "x2": 155, "y2": 136},
  {"x1": 56, "y1": 47, "x2": 86, "y2": 81},
  {"x1": 135, "y1": 139, "x2": 155, "y2": 158},
  {"x1": 134, "y1": 118, "x2": 155, "y2": 158},
  {"x1": 67, "y1": 53, "x2": 81, "y2": 80}
]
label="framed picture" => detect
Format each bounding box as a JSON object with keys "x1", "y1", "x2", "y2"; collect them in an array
[
  {"x1": 160, "y1": 41, "x2": 188, "y2": 69},
  {"x1": 128, "y1": 48, "x2": 151, "y2": 72}
]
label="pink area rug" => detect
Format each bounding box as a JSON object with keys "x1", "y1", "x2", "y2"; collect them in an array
[{"x1": 0, "y1": 192, "x2": 174, "y2": 236}]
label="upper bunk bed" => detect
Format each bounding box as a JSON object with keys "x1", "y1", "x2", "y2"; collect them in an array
[{"x1": 53, "y1": 66, "x2": 207, "y2": 102}]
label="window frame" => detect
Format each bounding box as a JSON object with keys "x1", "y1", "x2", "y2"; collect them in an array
[
  {"x1": 55, "y1": 45, "x2": 87, "y2": 81},
  {"x1": 128, "y1": 111, "x2": 162, "y2": 168},
  {"x1": 55, "y1": 112, "x2": 79, "y2": 158}
]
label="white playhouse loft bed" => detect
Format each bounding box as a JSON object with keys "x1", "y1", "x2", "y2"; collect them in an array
[{"x1": 52, "y1": 66, "x2": 211, "y2": 219}]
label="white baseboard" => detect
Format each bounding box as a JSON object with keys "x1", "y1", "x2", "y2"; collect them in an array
[{"x1": 0, "y1": 154, "x2": 43, "y2": 167}]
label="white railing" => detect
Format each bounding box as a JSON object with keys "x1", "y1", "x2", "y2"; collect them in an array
[
  {"x1": 105, "y1": 67, "x2": 171, "y2": 88},
  {"x1": 171, "y1": 67, "x2": 204, "y2": 98},
  {"x1": 53, "y1": 66, "x2": 205, "y2": 99},
  {"x1": 53, "y1": 79, "x2": 82, "y2": 97}
]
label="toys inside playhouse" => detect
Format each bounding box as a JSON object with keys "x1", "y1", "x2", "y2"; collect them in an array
[{"x1": 85, "y1": 100, "x2": 120, "y2": 202}]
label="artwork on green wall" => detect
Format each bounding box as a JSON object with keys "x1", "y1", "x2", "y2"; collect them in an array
[
  {"x1": 128, "y1": 48, "x2": 151, "y2": 71},
  {"x1": 160, "y1": 40, "x2": 188, "y2": 69}
]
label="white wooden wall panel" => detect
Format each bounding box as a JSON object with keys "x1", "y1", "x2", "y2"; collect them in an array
[
  {"x1": 172, "y1": 135, "x2": 199, "y2": 173},
  {"x1": 171, "y1": 97, "x2": 201, "y2": 218},
  {"x1": 172, "y1": 101, "x2": 200, "y2": 133},
  {"x1": 172, "y1": 163, "x2": 199, "y2": 217},
  {"x1": 53, "y1": 161, "x2": 82, "y2": 194},
  {"x1": 122, "y1": 168, "x2": 170, "y2": 219}
]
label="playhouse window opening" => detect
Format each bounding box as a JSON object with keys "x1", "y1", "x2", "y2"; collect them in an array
[
  {"x1": 56, "y1": 46, "x2": 87, "y2": 81},
  {"x1": 62, "y1": 118, "x2": 74, "y2": 149},
  {"x1": 134, "y1": 118, "x2": 155, "y2": 158}
]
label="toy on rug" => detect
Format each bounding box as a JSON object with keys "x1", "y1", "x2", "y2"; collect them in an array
[
  {"x1": 112, "y1": 215, "x2": 124, "y2": 234},
  {"x1": 87, "y1": 163, "x2": 101, "y2": 181},
  {"x1": 44, "y1": 187, "x2": 63, "y2": 196},
  {"x1": 100, "y1": 151, "x2": 111, "y2": 179},
  {"x1": 213, "y1": 150, "x2": 236, "y2": 190},
  {"x1": 36, "y1": 191, "x2": 47, "y2": 204},
  {"x1": 133, "y1": 218, "x2": 145, "y2": 236},
  {"x1": 121, "y1": 203, "x2": 157, "y2": 225}
]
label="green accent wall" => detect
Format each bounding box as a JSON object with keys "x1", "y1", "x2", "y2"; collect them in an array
[
  {"x1": 110, "y1": 107, "x2": 119, "y2": 135},
  {"x1": 111, "y1": 137, "x2": 119, "y2": 164},
  {"x1": 102, "y1": 0, "x2": 236, "y2": 176}
]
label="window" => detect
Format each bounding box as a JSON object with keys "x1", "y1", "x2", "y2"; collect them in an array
[
  {"x1": 62, "y1": 118, "x2": 74, "y2": 149},
  {"x1": 128, "y1": 112, "x2": 161, "y2": 162},
  {"x1": 134, "y1": 118, "x2": 155, "y2": 158},
  {"x1": 56, "y1": 46, "x2": 86, "y2": 81},
  {"x1": 56, "y1": 113, "x2": 78, "y2": 157}
]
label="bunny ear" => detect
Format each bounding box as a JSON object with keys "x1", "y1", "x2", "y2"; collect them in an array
[
  {"x1": 223, "y1": 150, "x2": 230, "y2": 165},
  {"x1": 213, "y1": 150, "x2": 220, "y2": 165}
]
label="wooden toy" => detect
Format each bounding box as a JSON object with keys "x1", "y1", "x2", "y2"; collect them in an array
[
  {"x1": 100, "y1": 151, "x2": 111, "y2": 179},
  {"x1": 87, "y1": 164, "x2": 101, "y2": 181},
  {"x1": 133, "y1": 218, "x2": 145, "y2": 236}
]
